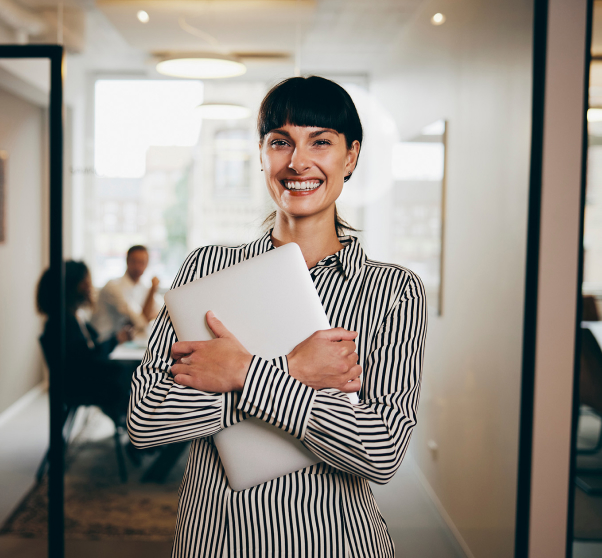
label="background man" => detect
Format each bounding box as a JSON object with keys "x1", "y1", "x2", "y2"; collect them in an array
[{"x1": 91, "y1": 245, "x2": 160, "y2": 342}]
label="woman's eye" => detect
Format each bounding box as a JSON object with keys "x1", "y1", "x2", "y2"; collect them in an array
[
  {"x1": 314, "y1": 140, "x2": 331, "y2": 146},
  {"x1": 270, "y1": 140, "x2": 289, "y2": 147}
]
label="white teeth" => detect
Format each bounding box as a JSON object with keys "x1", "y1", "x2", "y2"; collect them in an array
[{"x1": 284, "y1": 180, "x2": 321, "y2": 191}]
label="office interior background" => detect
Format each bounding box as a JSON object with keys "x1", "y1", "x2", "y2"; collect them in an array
[{"x1": 0, "y1": 0, "x2": 597, "y2": 557}]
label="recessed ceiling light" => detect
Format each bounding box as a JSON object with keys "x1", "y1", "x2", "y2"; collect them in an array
[
  {"x1": 156, "y1": 54, "x2": 247, "y2": 79},
  {"x1": 195, "y1": 103, "x2": 251, "y2": 120},
  {"x1": 137, "y1": 10, "x2": 149, "y2": 24},
  {"x1": 431, "y1": 13, "x2": 446, "y2": 25}
]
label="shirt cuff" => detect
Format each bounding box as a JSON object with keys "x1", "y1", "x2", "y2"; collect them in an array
[
  {"x1": 237, "y1": 355, "x2": 316, "y2": 440},
  {"x1": 222, "y1": 391, "x2": 248, "y2": 429}
]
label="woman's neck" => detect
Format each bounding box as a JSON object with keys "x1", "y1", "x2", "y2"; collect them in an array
[{"x1": 271, "y1": 211, "x2": 343, "y2": 269}]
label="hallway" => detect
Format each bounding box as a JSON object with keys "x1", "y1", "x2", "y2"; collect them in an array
[{"x1": 0, "y1": 388, "x2": 465, "y2": 558}]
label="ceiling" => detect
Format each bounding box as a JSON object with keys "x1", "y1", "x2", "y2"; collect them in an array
[
  {"x1": 0, "y1": 0, "x2": 427, "y2": 80},
  {"x1": 95, "y1": 0, "x2": 425, "y2": 78}
]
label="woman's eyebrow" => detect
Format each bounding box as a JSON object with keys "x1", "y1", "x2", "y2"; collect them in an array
[
  {"x1": 270, "y1": 129, "x2": 291, "y2": 138},
  {"x1": 269, "y1": 128, "x2": 339, "y2": 138},
  {"x1": 309, "y1": 129, "x2": 339, "y2": 138}
]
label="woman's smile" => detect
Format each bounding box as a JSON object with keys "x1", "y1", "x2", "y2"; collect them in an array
[{"x1": 281, "y1": 178, "x2": 323, "y2": 195}]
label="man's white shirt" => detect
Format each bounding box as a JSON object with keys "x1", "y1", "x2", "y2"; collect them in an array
[{"x1": 91, "y1": 273, "x2": 158, "y2": 341}]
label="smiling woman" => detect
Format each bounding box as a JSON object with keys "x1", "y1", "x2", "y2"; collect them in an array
[
  {"x1": 259, "y1": 76, "x2": 363, "y2": 239},
  {"x1": 127, "y1": 76, "x2": 427, "y2": 558}
]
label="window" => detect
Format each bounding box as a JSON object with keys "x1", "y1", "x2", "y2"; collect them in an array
[
  {"x1": 213, "y1": 128, "x2": 252, "y2": 198},
  {"x1": 90, "y1": 79, "x2": 203, "y2": 286}
]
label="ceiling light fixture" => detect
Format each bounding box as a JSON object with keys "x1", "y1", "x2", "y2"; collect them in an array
[
  {"x1": 431, "y1": 13, "x2": 446, "y2": 25},
  {"x1": 195, "y1": 103, "x2": 251, "y2": 120},
  {"x1": 137, "y1": 10, "x2": 149, "y2": 24},
  {"x1": 156, "y1": 53, "x2": 247, "y2": 79}
]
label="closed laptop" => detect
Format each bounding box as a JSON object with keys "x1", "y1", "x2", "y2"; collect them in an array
[{"x1": 164, "y1": 243, "x2": 328, "y2": 490}]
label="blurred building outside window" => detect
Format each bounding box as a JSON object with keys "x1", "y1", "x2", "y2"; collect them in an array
[
  {"x1": 88, "y1": 79, "x2": 270, "y2": 290},
  {"x1": 213, "y1": 128, "x2": 252, "y2": 198}
]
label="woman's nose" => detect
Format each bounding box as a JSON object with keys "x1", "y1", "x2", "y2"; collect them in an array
[{"x1": 289, "y1": 147, "x2": 310, "y2": 174}]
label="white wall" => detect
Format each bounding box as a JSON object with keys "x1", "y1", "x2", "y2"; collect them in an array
[
  {"x1": 0, "y1": 85, "x2": 47, "y2": 414},
  {"x1": 366, "y1": 1, "x2": 534, "y2": 556}
]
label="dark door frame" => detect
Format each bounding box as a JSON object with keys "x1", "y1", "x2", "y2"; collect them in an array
[
  {"x1": 0, "y1": 44, "x2": 65, "y2": 558},
  {"x1": 514, "y1": 0, "x2": 593, "y2": 555}
]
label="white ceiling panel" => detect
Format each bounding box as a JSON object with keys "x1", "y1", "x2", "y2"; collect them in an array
[
  {"x1": 95, "y1": 0, "x2": 425, "y2": 75},
  {"x1": 97, "y1": 0, "x2": 316, "y2": 54}
]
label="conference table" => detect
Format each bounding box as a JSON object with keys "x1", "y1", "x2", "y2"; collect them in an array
[
  {"x1": 109, "y1": 340, "x2": 189, "y2": 483},
  {"x1": 109, "y1": 339, "x2": 147, "y2": 363}
]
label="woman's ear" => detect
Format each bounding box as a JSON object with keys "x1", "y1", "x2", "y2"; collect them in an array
[
  {"x1": 259, "y1": 142, "x2": 264, "y2": 171},
  {"x1": 345, "y1": 140, "x2": 361, "y2": 174}
]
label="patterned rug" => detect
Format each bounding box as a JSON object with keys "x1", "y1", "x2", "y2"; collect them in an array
[{"x1": 0, "y1": 408, "x2": 187, "y2": 541}]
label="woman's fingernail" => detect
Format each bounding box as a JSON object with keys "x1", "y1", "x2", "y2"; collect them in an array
[
  {"x1": 207, "y1": 310, "x2": 214, "y2": 319},
  {"x1": 181, "y1": 357, "x2": 191, "y2": 365}
]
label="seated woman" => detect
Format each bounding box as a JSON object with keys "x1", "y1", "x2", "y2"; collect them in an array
[
  {"x1": 128, "y1": 76, "x2": 427, "y2": 558},
  {"x1": 37, "y1": 260, "x2": 131, "y2": 419}
]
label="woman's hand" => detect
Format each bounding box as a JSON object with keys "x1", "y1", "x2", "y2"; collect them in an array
[
  {"x1": 287, "y1": 329, "x2": 362, "y2": 393},
  {"x1": 170, "y1": 311, "x2": 252, "y2": 393}
]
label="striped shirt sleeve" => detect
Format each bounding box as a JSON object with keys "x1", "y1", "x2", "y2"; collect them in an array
[
  {"x1": 237, "y1": 274, "x2": 427, "y2": 484},
  {"x1": 127, "y1": 249, "x2": 240, "y2": 448}
]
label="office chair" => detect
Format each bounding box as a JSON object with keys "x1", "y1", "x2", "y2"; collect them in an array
[{"x1": 36, "y1": 339, "x2": 129, "y2": 483}]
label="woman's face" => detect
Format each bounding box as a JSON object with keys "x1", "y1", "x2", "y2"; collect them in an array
[{"x1": 259, "y1": 124, "x2": 360, "y2": 222}]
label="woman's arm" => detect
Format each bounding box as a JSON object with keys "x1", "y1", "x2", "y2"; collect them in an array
[
  {"x1": 127, "y1": 251, "x2": 245, "y2": 449},
  {"x1": 237, "y1": 274, "x2": 427, "y2": 484}
]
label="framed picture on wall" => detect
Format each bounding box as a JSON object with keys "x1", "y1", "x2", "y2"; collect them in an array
[{"x1": 0, "y1": 151, "x2": 6, "y2": 243}]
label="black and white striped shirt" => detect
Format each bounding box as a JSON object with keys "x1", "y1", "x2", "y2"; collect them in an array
[{"x1": 128, "y1": 231, "x2": 427, "y2": 558}]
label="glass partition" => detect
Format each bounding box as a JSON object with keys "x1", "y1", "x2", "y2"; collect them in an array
[
  {"x1": 0, "y1": 53, "x2": 53, "y2": 555},
  {"x1": 570, "y1": 7, "x2": 602, "y2": 554}
]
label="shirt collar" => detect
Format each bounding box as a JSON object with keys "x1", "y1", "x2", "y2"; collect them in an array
[
  {"x1": 244, "y1": 230, "x2": 366, "y2": 280},
  {"x1": 333, "y1": 235, "x2": 366, "y2": 280},
  {"x1": 121, "y1": 272, "x2": 136, "y2": 287}
]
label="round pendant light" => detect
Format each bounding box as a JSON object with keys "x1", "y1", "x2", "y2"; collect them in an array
[
  {"x1": 195, "y1": 103, "x2": 251, "y2": 120},
  {"x1": 156, "y1": 53, "x2": 247, "y2": 79}
]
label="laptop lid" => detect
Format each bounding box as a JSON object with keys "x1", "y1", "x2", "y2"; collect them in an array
[{"x1": 164, "y1": 242, "x2": 328, "y2": 490}]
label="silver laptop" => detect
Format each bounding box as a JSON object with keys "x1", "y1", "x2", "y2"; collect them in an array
[{"x1": 164, "y1": 242, "x2": 328, "y2": 491}]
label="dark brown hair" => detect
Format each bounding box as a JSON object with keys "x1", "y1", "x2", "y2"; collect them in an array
[
  {"x1": 37, "y1": 260, "x2": 91, "y2": 316},
  {"x1": 127, "y1": 245, "x2": 148, "y2": 259},
  {"x1": 258, "y1": 76, "x2": 362, "y2": 235}
]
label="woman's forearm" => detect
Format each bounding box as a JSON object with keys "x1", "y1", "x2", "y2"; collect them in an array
[
  {"x1": 127, "y1": 306, "x2": 235, "y2": 448},
  {"x1": 238, "y1": 275, "x2": 427, "y2": 484},
  {"x1": 127, "y1": 361, "x2": 230, "y2": 448}
]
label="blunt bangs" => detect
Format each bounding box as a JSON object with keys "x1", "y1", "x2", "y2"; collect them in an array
[{"x1": 258, "y1": 76, "x2": 363, "y2": 150}]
